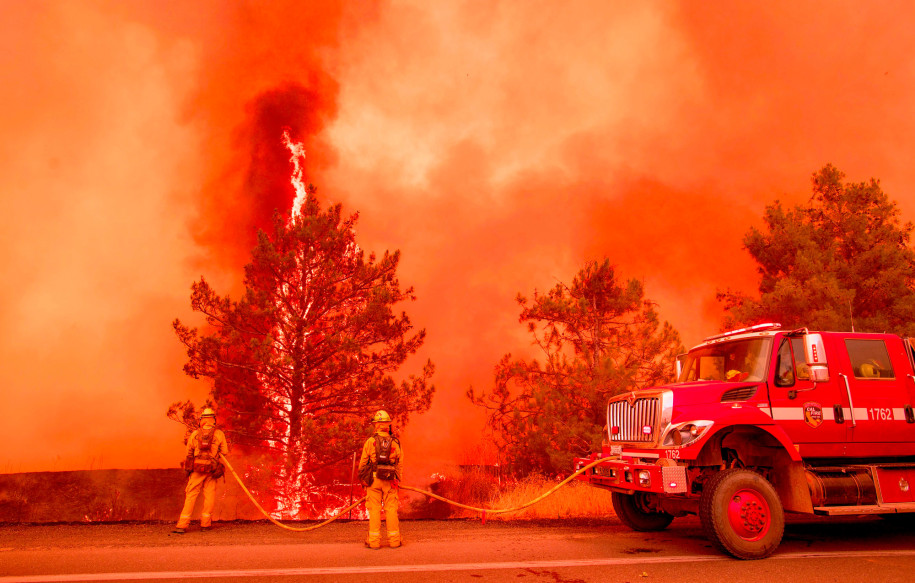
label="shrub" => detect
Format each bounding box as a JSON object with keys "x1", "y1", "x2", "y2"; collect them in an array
[{"x1": 430, "y1": 466, "x2": 615, "y2": 520}]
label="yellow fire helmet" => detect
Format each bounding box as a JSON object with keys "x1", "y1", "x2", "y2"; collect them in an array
[
  {"x1": 200, "y1": 408, "x2": 216, "y2": 419},
  {"x1": 372, "y1": 410, "x2": 392, "y2": 424}
]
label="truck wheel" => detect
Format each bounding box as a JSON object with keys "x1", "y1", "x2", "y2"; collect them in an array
[
  {"x1": 699, "y1": 468, "x2": 784, "y2": 560},
  {"x1": 611, "y1": 492, "x2": 674, "y2": 531}
]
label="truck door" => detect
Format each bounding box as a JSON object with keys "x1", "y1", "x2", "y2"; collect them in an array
[
  {"x1": 768, "y1": 335, "x2": 848, "y2": 457},
  {"x1": 835, "y1": 335, "x2": 915, "y2": 453},
  {"x1": 905, "y1": 338, "x2": 915, "y2": 421}
]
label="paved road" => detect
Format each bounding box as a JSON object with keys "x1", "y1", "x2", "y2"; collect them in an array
[{"x1": 1, "y1": 515, "x2": 913, "y2": 582}]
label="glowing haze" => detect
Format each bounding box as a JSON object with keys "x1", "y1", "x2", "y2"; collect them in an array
[{"x1": 2, "y1": 1, "x2": 914, "y2": 476}]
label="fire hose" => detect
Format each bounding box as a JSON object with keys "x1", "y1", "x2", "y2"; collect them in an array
[
  {"x1": 219, "y1": 454, "x2": 366, "y2": 532},
  {"x1": 219, "y1": 453, "x2": 608, "y2": 532}
]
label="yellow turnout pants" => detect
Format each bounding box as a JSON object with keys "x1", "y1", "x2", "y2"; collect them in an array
[
  {"x1": 365, "y1": 478, "x2": 400, "y2": 546},
  {"x1": 177, "y1": 471, "x2": 217, "y2": 529}
]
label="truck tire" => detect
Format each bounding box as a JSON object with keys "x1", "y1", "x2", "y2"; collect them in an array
[
  {"x1": 699, "y1": 468, "x2": 784, "y2": 560},
  {"x1": 611, "y1": 492, "x2": 674, "y2": 531}
]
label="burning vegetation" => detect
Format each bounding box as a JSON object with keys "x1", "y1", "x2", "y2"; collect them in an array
[{"x1": 170, "y1": 135, "x2": 432, "y2": 519}]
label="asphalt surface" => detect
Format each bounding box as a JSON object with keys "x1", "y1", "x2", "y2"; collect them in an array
[{"x1": 1, "y1": 515, "x2": 914, "y2": 582}]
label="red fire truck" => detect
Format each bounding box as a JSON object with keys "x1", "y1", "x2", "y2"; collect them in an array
[{"x1": 574, "y1": 323, "x2": 915, "y2": 559}]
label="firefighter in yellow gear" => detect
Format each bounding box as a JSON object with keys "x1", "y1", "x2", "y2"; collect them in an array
[
  {"x1": 173, "y1": 408, "x2": 229, "y2": 534},
  {"x1": 358, "y1": 410, "x2": 403, "y2": 549}
]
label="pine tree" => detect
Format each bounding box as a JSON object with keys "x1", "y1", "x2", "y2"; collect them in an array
[
  {"x1": 468, "y1": 260, "x2": 682, "y2": 474},
  {"x1": 173, "y1": 186, "x2": 433, "y2": 513},
  {"x1": 719, "y1": 164, "x2": 915, "y2": 335}
]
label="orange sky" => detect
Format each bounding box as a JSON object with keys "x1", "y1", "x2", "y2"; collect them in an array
[{"x1": 2, "y1": 1, "x2": 914, "y2": 477}]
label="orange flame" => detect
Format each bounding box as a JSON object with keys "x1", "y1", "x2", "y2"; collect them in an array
[{"x1": 282, "y1": 130, "x2": 309, "y2": 223}]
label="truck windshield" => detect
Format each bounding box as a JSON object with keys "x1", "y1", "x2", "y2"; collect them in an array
[{"x1": 678, "y1": 337, "x2": 772, "y2": 383}]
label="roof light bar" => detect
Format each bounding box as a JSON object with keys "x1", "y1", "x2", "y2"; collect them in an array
[{"x1": 702, "y1": 323, "x2": 782, "y2": 343}]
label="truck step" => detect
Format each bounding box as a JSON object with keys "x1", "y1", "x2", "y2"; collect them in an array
[{"x1": 813, "y1": 502, "x2": 915, "y2": 516}]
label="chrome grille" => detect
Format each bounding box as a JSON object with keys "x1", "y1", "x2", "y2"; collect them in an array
[{"x1": 608, "y1": 397, "x2": 659, "y2": 442}]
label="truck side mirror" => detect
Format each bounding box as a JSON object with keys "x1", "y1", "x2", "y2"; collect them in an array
[
  {"x1": 676, "y1": 354, "x2": 685, "y2": 380},
  {"x1": 804, "y1": 333, "x2": 829, "y2": 382}
]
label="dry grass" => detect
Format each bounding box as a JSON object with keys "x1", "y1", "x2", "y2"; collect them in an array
[
  {"x1": 487, "y1": 475, "x2": 616, "y2": 520},
  {"x1": 431, "y1": 466, "x2": 502, "y2": 509},
  {"x1": 440, "y1": 468, "x2": 616, "y2": 520}
]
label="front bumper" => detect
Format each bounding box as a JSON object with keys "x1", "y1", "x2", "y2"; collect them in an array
[{"x1": 575, "y1": 450, "x2": 688, "y2": 495}]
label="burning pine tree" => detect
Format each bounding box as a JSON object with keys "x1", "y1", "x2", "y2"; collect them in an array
[{"x1": 173, "y1": 138, "x2": 433, "y2": 517}]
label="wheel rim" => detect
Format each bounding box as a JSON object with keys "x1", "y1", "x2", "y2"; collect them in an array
[{"x1": 726, "y1": 488, "x2": 770, "y2": 541}]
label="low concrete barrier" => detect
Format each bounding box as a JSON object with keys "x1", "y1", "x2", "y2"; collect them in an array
[{"x1": 0, "y1": 468, "x2": 264, "y2": 523}]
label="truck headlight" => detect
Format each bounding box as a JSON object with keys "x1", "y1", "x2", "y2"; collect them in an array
[
  {"x1": 638, "y1": 470, "x2": 651, "y2": 487},
  {"x1": 663, "y1": 420, "x2": 713, "y2": 447}
]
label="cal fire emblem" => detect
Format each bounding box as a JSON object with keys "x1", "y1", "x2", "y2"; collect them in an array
[{"x1": 803, "y1": 402, "x2": 823, "y2": 428}]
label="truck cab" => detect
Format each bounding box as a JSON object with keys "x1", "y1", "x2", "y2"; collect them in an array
[{"x1": 575, "y1": 323, "x2": 915, "y2": 559}]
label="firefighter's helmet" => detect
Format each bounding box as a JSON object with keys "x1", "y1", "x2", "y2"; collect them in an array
[
  {"x1": 200, "y1": 408, "x2": 216, "y2": 419},
  {"x1": 372, "y1": 410, "x2": 392, "y2": 424}
]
